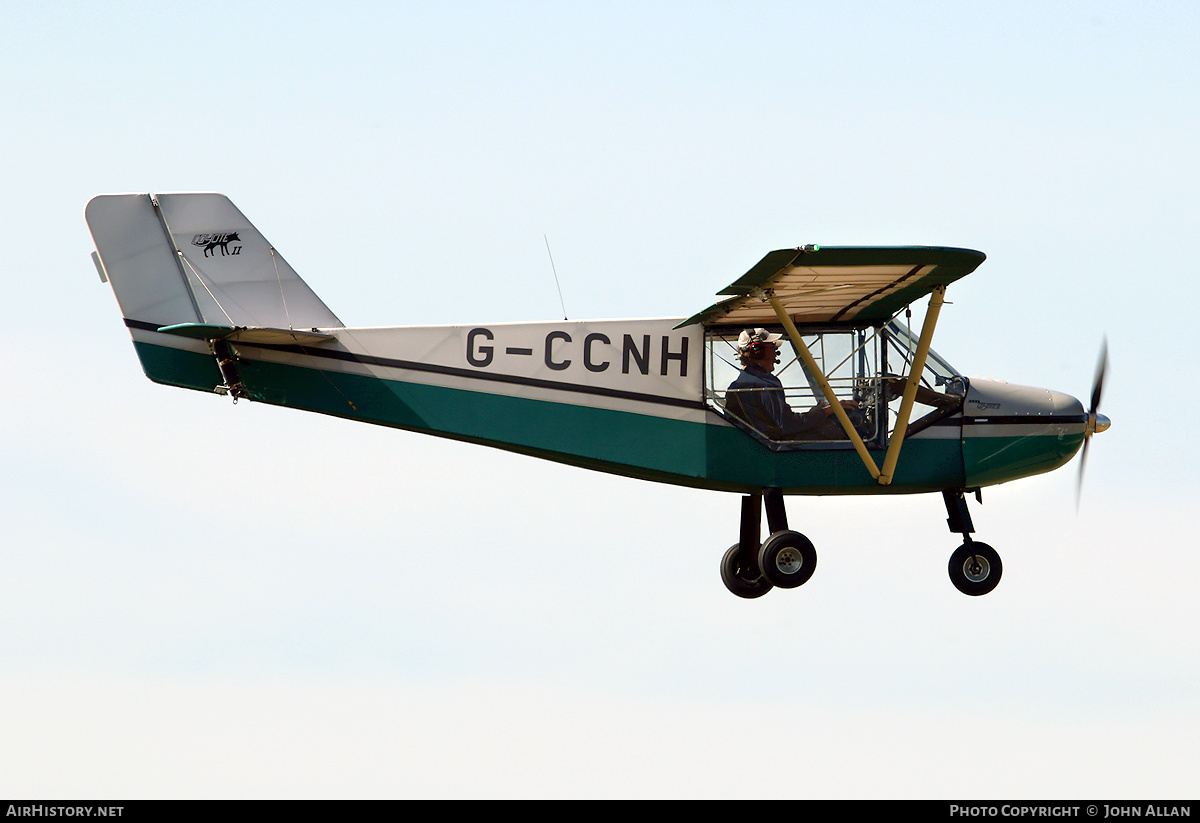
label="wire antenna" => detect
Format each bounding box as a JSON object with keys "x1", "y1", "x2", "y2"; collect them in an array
[{"x1": 544, "y1": 235, "x2": 568, "y2": 320}]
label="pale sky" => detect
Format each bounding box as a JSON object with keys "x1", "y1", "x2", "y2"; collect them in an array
[{"x1": 1, "y1": 0, "x2": 1197, "y2": 798}]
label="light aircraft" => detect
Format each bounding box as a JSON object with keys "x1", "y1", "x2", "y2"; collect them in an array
[{"x1": 86, "y1": 193, "x2": 1109, "y2": 598}]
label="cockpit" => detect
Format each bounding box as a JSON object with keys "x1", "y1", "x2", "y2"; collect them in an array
[{"x1": 705, "y1": 320, "x2": 968, "y2": 449}]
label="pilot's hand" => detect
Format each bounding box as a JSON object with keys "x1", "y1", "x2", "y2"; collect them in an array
[{"x1": 822, "y1": 399, "x2": 860, "y2": 416}]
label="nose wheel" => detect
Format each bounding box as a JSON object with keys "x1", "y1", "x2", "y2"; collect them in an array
[
  {"x1": 948, "y1": 541, "x2": 1002, "y2": 596},
  {"x1": 943, "y1": 490, "x2": 1003, "y2": 596}
]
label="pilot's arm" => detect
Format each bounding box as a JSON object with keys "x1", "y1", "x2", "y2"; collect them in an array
[{"x1": 885, "y1": 378, "x2": 957, "y2": 408}]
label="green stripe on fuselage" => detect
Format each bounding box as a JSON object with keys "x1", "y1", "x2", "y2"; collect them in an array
[
  {"x1": 134, "y1": 340, "x2": 222, "y2": 393},
  {"x1": 131, "y1": 340, "x2": 968, "y2": 494}
]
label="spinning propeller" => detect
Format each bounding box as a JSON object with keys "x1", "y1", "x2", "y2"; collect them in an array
[{"x1": 1076, "y1": 338, "x2": 1111, "y2": 508}]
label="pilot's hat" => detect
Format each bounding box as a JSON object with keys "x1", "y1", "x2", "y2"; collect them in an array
[{"x1": 738, "y1": 328, "x2": 784, "y2": 350}]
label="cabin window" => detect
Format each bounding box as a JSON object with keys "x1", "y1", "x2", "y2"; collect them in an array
[
  {"x1": 705, "y1": 321, "x2": 966, "y2": 448},
  {"x1": 705, "y1": 326, "x2": 884, "y2": 447}
]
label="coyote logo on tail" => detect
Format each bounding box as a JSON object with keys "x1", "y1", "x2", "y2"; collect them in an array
[{"x1": 192, "y1": 232, "x2": 243, "y2": 257}]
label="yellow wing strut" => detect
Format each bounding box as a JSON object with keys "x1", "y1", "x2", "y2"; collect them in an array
[
  {"x1": 766, "y1": 285, "x2": 947, "y2": 486},
  {"x1": 878, "y1": 285, "x2": 946, "y2": 485},
  {"x1": 767, "y1": 296, "x2": 881, "y2": 480}
]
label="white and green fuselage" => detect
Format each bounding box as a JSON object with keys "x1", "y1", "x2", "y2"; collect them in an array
[
  {"x1": 122, "y1": 316, "x2": 1086, "y2": 495},
  {"x1": 91, "y1": 193, "x2": 1087, "y2": 498}
]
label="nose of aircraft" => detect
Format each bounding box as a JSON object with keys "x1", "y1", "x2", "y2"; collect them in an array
[
  {"x1": 965, "y1": 380, "x2": 1087, "y2": 420},
  {"x1": 961, "y1": 379, "x2": 1093, "y2": 486},
  {"x1": 1049, "y1": 387, "x2": 1086, "y2": 417},
  {"x1": 1050, "y1": 388, "x2": 1111, "y2": 438},
  {"x1": 1049, "y1": 385, "x2": 1111, "y2": 437}
]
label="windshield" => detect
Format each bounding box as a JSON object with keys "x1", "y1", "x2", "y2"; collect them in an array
[{"x1": 884, "y1": 320, "x2": 963, "y2": 390}]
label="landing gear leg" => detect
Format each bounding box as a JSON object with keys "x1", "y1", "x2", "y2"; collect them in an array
[
  {"x1": 719, "y1": 489, "x2": 818, "y2": 597},
  {"x1": 943, "y1": 489, "x2": 1002, "y2": 596},
  {"x1": 764, "y1": 487, "x2": 788, "y2": 533}
]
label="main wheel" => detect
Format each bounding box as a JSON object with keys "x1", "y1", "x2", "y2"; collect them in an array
[
  {"x1": 757, "y1": 530, "x2": 817, "y2": 589},
  {"x1": 948, "y1": 542, "x2": 1003, "y2": 596},
  {"x1": 721, "y1": 544, "x2": 773, "y2": 599}
]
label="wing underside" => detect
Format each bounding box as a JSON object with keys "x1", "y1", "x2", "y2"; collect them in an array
[{"x1": 681, "y1": 246, "x2": 986, "y2": 328}]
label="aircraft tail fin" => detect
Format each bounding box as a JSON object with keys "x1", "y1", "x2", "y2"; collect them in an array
[
  {"x1": 87, "y1": 193, "x2": 343, "y2": 396},
  {"x1": 86, "y1": 193, "x2": 342, "y2": 332}
]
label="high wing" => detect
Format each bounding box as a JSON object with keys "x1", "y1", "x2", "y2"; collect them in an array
[{"x1": 680, "y1": 246, "x2": 986, "y2": 328}]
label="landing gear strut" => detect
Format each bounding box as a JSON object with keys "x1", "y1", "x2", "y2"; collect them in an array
[
  {"x1": 943, "y1": 489, "x2": 1002, "y2": 596},
  {"x1": 720, "y1": 488, "x2": 817, "y2": 598},
  {"x1": 719, "y1": 489, "x2": 1003, "y2": 598}
]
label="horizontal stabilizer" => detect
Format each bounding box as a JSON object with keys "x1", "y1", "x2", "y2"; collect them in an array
[{"x1": 156, "y1": 322, "x2": 337, "y2": 346}]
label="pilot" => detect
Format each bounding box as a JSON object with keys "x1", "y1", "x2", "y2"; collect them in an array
[{"x1": 725, "y1": 328, "x2": 858, "y2": 441}]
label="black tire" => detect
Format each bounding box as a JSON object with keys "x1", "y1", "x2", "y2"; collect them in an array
[
  {"x1": 721, "y1": 544, "x2": 772, "y2": 599},
  {"x1": 948, "y1": 542, "x2": 1003, "y2": 596},
  {"x1": 757, "y1": 531, "x2": 817, "y2": 589}
]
